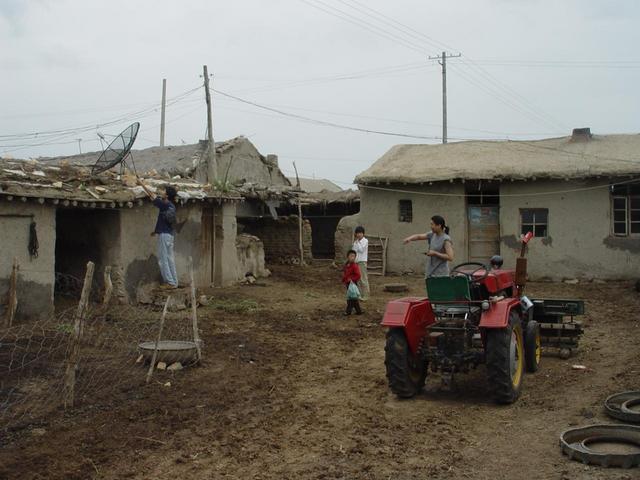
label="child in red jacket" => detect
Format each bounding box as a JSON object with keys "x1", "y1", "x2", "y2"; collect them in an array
[{"x1": 342, "y1": 249, "x2": 363, "y2": 315}]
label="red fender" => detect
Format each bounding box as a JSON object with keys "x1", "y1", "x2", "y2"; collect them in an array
[
  {"x1": 381, "y1": 297, "x2": 436, "y2": 354},
  {"x1": 479, "y1": 298, "x2": 521, "y2": 328}
]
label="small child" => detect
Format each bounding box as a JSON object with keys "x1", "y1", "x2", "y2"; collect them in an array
[
  {"x1": 342, "y1": 249, "x2": 363, "y2": 316},
  {"x1": 352, "y1": 226, "x2": 369, "y2": 301}
]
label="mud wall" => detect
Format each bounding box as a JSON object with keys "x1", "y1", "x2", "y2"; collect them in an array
[
  {"x1": 340, "y1": 184, "x2": 467, "y2": 274},
  {"x1": 0, "y1": 202, "x2": 55, "y2": 320},
  {"x1": 240, "y1": 216, "x2": 312, "y2": 264},
  {"x1": 119, "y1": 201, "x2": 239, "y2": 299},
  {"x1": 500, "y1": 179, "x2": 640, "y2": 280}
]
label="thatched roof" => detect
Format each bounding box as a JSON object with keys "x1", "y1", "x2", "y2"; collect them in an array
[{"x1": 356, "y1": 134, "x2": 640, "y2": 185}]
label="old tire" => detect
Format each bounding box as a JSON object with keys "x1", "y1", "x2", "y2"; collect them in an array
[
  {"x1": 384, "y1": 328, "x2": 427, "y2": 398},
  {"x1": 485, "y1": 312, "x2": 525, "y2": 404},
  {"x1": 524, "y1": 320, "x2": 541, "y2": 373}
]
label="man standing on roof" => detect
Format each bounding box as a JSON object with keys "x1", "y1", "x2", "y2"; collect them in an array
[
  {"x1": 137, "y1": 179, "x2": 179, "y2": 289},
  {"x1": 403, "y1": 215, "x2": 454, "y2": 281}
]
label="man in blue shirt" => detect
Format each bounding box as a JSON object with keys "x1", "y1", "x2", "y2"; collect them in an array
[{"x1": 137, "y1": 178, "x2": 179, "y2": 288}]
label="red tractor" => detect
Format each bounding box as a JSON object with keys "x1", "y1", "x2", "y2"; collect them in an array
[{"x1": 382, "y1": 233, "x2": 541, "y2": 404}]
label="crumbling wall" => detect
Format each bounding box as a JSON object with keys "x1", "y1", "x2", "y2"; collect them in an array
[
  {"x1": 235, "y1": 233, "x2": 270, "y2": 279},
  {"x1": 240, "y1": 216, "x2": 312, "y2": 264},
  {"x1": 334, "y1": 213, "x2": 361, "y2": 263},
  {"x1": 0, "y1": 202, "x2": 55, "y2": 320}
]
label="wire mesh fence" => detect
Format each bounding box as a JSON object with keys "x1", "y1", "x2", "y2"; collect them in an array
[{"x1": 1, "y1": 282, "x2": 200, "y2": 438}]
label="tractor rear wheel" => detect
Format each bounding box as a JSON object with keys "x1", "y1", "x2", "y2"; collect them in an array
[
  {"x1": 485, "y1": 312, "x2": 525, "y2": 404},
  {"x1": 384, "y1": 328, "x2": 427, "y2": 398},
  {"x1": 524, "y1": 320, "x2": 541, "y2": 373}
]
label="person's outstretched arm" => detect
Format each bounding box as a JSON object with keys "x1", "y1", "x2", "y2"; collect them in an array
[
  {"x1": 403, "y1": 233, "x2": 428, "y2": 244},
  {"x1": 136, "y1": 177, "x2": 157, "y2": 200}
]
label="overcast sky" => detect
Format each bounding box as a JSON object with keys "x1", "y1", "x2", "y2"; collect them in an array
[{"x1": 1, "y1": 0, "x2": 639, "y2": 186}]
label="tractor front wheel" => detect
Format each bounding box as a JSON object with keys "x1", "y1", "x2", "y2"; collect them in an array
[
  {"x1": 485, "y1": 312, "x2": 525, "y2": 404},
  {"x1": 524, "y1": 320, "x2": 541, "y2": 373},
  {"x1": 384, "y1": 328, "x2": 427, "y2": 398}
]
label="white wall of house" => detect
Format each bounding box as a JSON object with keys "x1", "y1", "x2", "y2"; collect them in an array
[
  {"x1": 0, "y1": 202, "x2": 56, "y2": 319},
  {"x1": 348, "y1": 178, "x2": 639, "y2": 280},
  {"x1": 500, "y1": 178, "x2": 640, "y2": 280},
  {"x1": 338, "y1": 183, "x2": 467, "y2": 275}
]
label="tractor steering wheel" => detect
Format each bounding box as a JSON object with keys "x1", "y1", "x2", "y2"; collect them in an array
[{"x1": 450, "y1": 262, "x2": 490, "y2": 284}]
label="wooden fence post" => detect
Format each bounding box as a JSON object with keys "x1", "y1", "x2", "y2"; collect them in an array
[
  {"x1": 64, "y1": 261, "x2": 94, "y2": 409},
  {"x1": 189, "y1": 257, "x2": 202, "y2": 362},
  {"x1": 4, "y1": 257, "x2": 19, "y2": 327},
  {"x1": 146, "y1": 295, "x2": 171, "y2": 384},
  {"x1": 102, "y1": 266, "x2": 113, "y2": 305}
]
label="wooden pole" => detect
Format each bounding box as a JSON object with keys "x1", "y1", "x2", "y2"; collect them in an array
[
  {"x1": 212, "y1": 208, "x2": 217, "y2": 287},
  {"x1": 292, "y1": 161, "x2": 301, "y2": 190},
  {"x1": 64, "y1": 261, "x2": 94, "y2": 409},
  {"x1": 297, "y1": 196, "x2": 304, "y2": 266},
  {"x1": 203, "y1": 65, "x2": 217, "y2": 183},
  {"x1": 5, "y1": 257, "x2": 18, "y2": 327},
  {"x1": 292, "y1": 161, "x2": 304, "y2": 266},
  {"x1": 102, "y1": 266, "x2": 113, "y2": 305},
  {"x1": 160, "y1": 78, "x2": 167, "y2": 147},
  {"x1": 146, "y1": 295, "x2": 171, "y2": 384},
  {"x1": 189, "y1": 257, "x2": 202, "y2": 362}
]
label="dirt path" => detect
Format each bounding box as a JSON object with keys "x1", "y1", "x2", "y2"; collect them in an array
[{"x1": 1, "y1": 264, "x2": 638, "y2": 479}]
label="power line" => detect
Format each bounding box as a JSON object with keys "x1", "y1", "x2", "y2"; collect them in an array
[
  {"x1": 0, "y1": 86, "x2": 202, "y2": 141},
  {"x1": 298, "y1": 0, "x2": 428, "y2": 54},
  {"x1": 313, "y1": 0, "x2": 567, "y2": 132},
  {"x1": 231, "y1": 62, "x2": 432, "y2": 95},
  {"x1": 216, "y1": 97, "x2": 558, "y2": 137},
  {"x1": 212, "y1": 88, "x2": 444, "y2": 141}
]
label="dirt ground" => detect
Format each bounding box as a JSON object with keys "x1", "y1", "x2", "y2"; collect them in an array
[{"x1": 1, "y1": 263, "x2": 639, "y2": 480}]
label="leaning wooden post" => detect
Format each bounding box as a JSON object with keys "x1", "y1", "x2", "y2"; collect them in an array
[
  {"x1": 297, "y1": 196, "x2": 304, "y2": 267},
  {"x1": 102, "y1": 266, "x2": 113, "y2": 305},
  {"x1": 64, "y1": 261, "x2": 94, "y2": 409},
  {"x1": 292, "y1": 161, "x2": 304, "y2": 267},
  {"x1": 5, "y1": 257, "x2": 19, "y2": 327},
  {"x1": 189, "y1": 257, "x2": 202, "y2": 362},
  {"x1": 146, "y1": 295, "x2": 171, "y2": 384}
]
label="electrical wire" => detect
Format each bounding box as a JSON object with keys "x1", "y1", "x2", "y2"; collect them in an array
[
  {"x1": 0, "y1": 86, "x2": 202, "y2": 141},
  {"x1": 212, "y1": 87, "x2": 443, "y2": 140},
  {"x1": 309, "y1": 0, "x2": 567, "y2": 132}
]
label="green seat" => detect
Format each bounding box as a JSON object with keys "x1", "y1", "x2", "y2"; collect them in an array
[{"x1": 426, "y1": 276, "x2": 471, "y2": 302}]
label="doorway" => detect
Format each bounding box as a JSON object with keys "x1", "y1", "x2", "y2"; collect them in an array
[{"x1": 466, "y1": 182, "x2": 500, "y2": 264}]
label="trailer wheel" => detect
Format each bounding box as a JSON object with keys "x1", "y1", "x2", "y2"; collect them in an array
[
  {"x1": 524, "y1": 320, "x2": 541, "y2": 373},
  {"x1": 384, "y1": 328, "x2": 427, "y2": 398},
  {"x1": 485, "y1": 312, "x2": 525, "y2": 404}
]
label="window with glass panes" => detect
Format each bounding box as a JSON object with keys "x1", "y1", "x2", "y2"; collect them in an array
[
  {"x1": 398, "y1": 200, "x2": 412, "y2": 222},
  {"x1": 611, "y1": 183, "x2": 640, "y2": 236},
  {"x1": 520, "y1": 209, "x2": 548, "y2": 237}
]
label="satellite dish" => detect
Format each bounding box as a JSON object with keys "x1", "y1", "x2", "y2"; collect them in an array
[{"x1": 91, "y1": 122, "x2": 140, "y2": 175}]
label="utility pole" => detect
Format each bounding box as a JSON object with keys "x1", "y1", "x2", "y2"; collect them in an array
[
  {"x1": 76, "y1": 138, "x2": 82, "y2": 154},
  {"x1": 429, "y1": 51, "x2": 461, "y2": 144},
  {"x1": 160, "y1": 78, "x2": 166, "y2": 147},
  {"x1": 203, "y1": 65, "x2": 217, "y2": 183}
]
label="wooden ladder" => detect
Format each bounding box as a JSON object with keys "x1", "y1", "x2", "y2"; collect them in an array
[{"x1": 366, "y1": 236, "x2": 388, "y2": 276}]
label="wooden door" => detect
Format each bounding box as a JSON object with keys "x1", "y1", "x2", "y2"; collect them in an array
[{"x1": 467, "y1": 206, "x2": 500, "y2": 263}]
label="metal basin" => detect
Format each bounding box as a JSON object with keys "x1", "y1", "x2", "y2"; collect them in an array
[{"x1": 138, "y1": 340, "x2": 198, "y2": 364}]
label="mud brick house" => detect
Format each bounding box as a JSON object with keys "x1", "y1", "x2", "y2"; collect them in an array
[
  {"x1": 0, "y1": 158, "x2": 244, "y2": 319},
  {"x1": 339, "y1": 129, "x2": 640, "y2": 280}
]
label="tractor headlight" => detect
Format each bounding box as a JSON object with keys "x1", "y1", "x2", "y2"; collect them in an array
[{"x1": 481, "y1": 300, "x2": 490, "y2": 311}]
